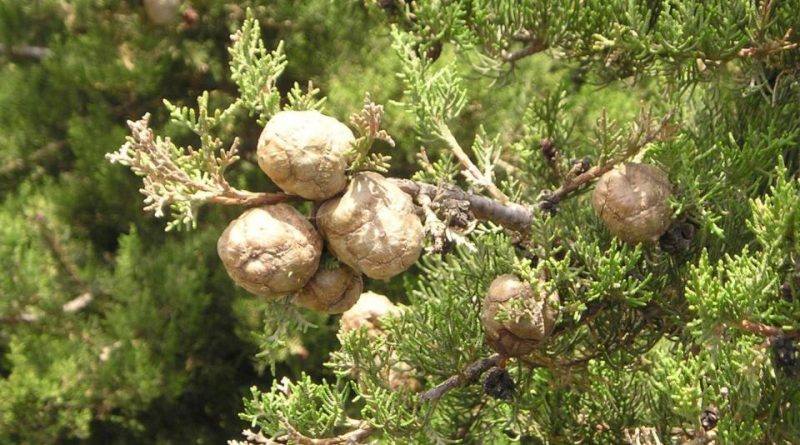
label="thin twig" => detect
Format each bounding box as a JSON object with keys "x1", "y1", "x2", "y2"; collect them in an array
[
  {"x1": 735, "y1": 320, "x2": 798, "y2": 338},
  {"x1": 33, "y1": 214, "x2": 90, "y2": 292},
  {"x1": 0, "y1": 44, "x2": 51, "y2": 60},
  {"x1": 737, "y1": 28, "x2": 797, "y2": 59},
  {"x1": 0, "y1": 313, "x2": 41, "y2": 324},
  {"x1": 281, "y1": 422, "x2": 375, "y2": 445},
  {"x1": 437, "y1": 123, "x2": 509, "y2": 203},
  {"x1": 495, "y1": 158, "x2": 519, "y2": 175},
  {"x1": 210, "y1": 189, "x2": 293, "y2": 206},
  {"x1": 540, "y1": 157, "x2": 617, "y2": 206},
  {"x1": 542, "y1": 110, "x2": 675, "y2": 207},
  {"x1": 31, "y1": 214, "x2": 97, "y2": 314},
  {"x1": 501, "y1": 39, "x2": 547, "y2": 63},
  {"x1": 419, "y1": 354, "x2": 501, "y2": 402},
  {"x1": 391, "y1": 179, "x2": 533, "y2": 233},
  {"x1": 63, "y1": 293, "x2": 93, "y2": 313},
  {"x1": 453, "y1": 399, "x2": 489, "y2": 440}
]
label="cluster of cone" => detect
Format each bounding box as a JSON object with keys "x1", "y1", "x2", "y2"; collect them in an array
[
  {"x1": 217, "y1": 111, "x2": 424, "y2": 314},
  {"x1": 217, "y1": 111, "x2": 673, "y2": 360}
]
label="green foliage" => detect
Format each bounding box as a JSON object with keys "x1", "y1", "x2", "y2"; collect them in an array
[
  {"x1": 228, "y1": 13, "x2": 287, "y2": 125},
  {"x1": 391, "y1": 26, "x2": 467, "y2": 139},
  {"x1": 252, "y1": 301, "x2": 320, "y2": 374},
  {"x1": 346, "y1": 94, "x2": 395, "y2": 173},
  {"x1": 240, "y1": 376, "x2": 351, "y2": 440},
  {"x1": 686, "y1": 161, "x2": 800, "y2": 332},
  {"x1": 1, "y1": 1, "x2": 395, "y2": 443}
]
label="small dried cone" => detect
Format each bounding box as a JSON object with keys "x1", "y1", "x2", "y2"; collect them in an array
[
  {"x1": 292, "y1": 263, "x2": 363, "y2": 314},
  {"x1": 257, "y1": 110, "x2": 355, "y2": 200},
  {"x1": 592, "y1": 162, "x2": 673, "y2": 244},
  {"x1": 339, "y1": 292, "x2": 420, "y2": 392},
  {"x1": 339, "y1": 291, "x2": 401, "y2": 337},
  {"x1": 217, "y1": 205, "x2": 322, "y2": 298},
  {"x1": 482, "y1": 274, "x2": 559, "y2": 357},
  {"x1": 317, "y1": 172, "x2": 424, "y2": 280},
  {"x1": 143, "y1": 0, "x2": 180, "y2": 25}
]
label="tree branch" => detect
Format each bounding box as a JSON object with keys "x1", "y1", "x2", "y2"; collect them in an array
[
  {"x1": 542, "y1": 109, "x2": 675, "y2": 207},
  {"x1": 735, "y1": 320, "x2": 798, "y2": 339},
  {"x1": 281, "y1": 421, "x2": 375, "y2": 445},
  {"x1": 501, "y1": 39, "x2": 547, "y2": 63},
  {"x1": 397, "y1": 110, "x2": 676, "y2": 235},
  {"x1": 419, "y1": 354, "x2": 501, "y2": 402},
  {"x1": 436, "y1": 123, "x2": 509, "y2": 203},
  {"x1": 391, "y1": 179, "x2": 533, "y2": 233}
]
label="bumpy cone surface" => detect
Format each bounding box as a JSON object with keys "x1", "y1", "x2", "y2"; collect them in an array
[
  {"x1": 482, "y1": 274, "x2": 559, "y2": 357},
  {"x1": 293, "y1": 262, "x2": 363, "y2": 314},
  {"x1": 316, "y1": 172, "x2": 423, "y2": 279},
  {"x1": 257, "y1": 110, "x2": 355, "y2": 200},
  {"x1": 592, "y1": 162, "x2": 673, "y2": 244},
  {"x1": 217, "y1": 204, "x2": 322, "y2": 298}
]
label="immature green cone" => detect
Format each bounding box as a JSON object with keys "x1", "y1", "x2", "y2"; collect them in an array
[
  {"x1": 257, "y1": 110, "x2": 355, "y2": 200},
  {"x1": 292, "y1": 263, "x2": 363, "y2": 314},
  {"x1": 316, "y1": 172, "x2": 424, "y2": 280},
  {"x1": 217, "y1": 204, "x2": 322, "y2": 298},
  {"x1": 482, "y1": 274, "x2": 559, "y2": 357},
  {"x1": 592, "y1": 162, "x2": 673, "y2": 244}
]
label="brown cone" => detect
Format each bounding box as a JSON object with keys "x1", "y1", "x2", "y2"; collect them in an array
[
  {"x1": 482, "y1": 274, "x2": 559, "y2": 357},
  {"x1": 317, "y1": 172, "x2": 423, "y2": 280},
  {"x1": 293, "y1": 263, "x2": 363, "y2": 314},
  {"x1": 217, "y1": 204, "x2": 322, "y2": 298},
  {"x1": 592, "y1": 162, "x2": 673, "y2": 244},
  {"x1": 257, "y1": 110, "x2": 354, "y2": 200}
]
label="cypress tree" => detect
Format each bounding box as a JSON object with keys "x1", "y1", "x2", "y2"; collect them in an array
[{"x1": 2, "y1": 1, "x2": 800, "y2": 444}]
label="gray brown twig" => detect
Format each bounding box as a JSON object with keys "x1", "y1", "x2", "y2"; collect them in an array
[{"x1": 419, "y1": 354, "x2": 501, "y2": 402}]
